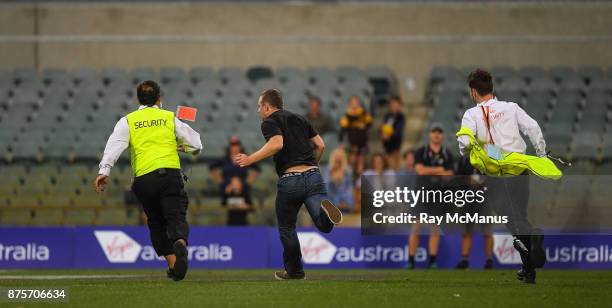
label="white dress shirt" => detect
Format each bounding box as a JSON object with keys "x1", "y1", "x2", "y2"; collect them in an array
[
  {"x1": 98, "y1": 105, "x2": 203, "y2": 176},
  {"x1": 457, "y1": 98, "x2": 546, "y2": 157}
]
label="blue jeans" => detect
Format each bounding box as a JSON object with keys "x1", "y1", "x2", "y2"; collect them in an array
[{"x1": 275, "y1": 169, "x2": 334, "y2": 275}]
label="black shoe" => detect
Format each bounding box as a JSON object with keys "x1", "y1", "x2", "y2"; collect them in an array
[
  {"x1": 530, "y1": 229, "x2": 546, "y2": 268},
  {"x1": 274, "y1": 271, "x2": 305, "y2": 280},
  {"x1": 522, "y1": 270, "x2": 536, "y2": 284},
  {"x1": 171, "y1": 240, "x2": 188, "y2": 281},
  {"x1": 484, "y1": 259, "x2": 493, "y2": 269},
  {"x1": 427, "y1": 261, "x2": 438, "y2": 269},
  {"x1": 456, "y1": 259, "x2": 469, "y2": 269},
  {"x1": 321, "y1": 199, "x2": 343, "y2": 225},
  {"x1": 517, "y1": 267, "x2": 526, "y2": 281},
  {"x1": 166, "y1": 268, "x2": 174, "y2": 279},
  {"x1": 406, "y1": 262, "x2": 416, "y2": 270},
  {"x1": 517, "y1": 267, "x2": 536, "y2": 284}
]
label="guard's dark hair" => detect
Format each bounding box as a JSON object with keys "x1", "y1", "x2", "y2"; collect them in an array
[
  {"x1": 137, "y1": 80, "x2": 161, "y2": 106},
  {"x1": 260, "y1": 89, "x2": 283, "y2": 109},
  {"x1": 467, "y1": 69, "x2": 494, "y2": 96}
]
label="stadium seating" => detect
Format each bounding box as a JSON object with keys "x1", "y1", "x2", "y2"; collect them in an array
[
  {"x1": 0, "y1": 66, "x2": 393, "y2": 225},
  {"x1": 0, "y1": 66, "x2": 389, "y2": 163}
]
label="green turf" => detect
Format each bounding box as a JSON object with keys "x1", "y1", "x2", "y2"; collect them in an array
[{"x1": 0, "y1": 269, "x2": 611, "y2": 307}]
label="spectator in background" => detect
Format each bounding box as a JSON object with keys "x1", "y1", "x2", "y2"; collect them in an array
[
  {"x1": 381, "y1": 96, "x2": 406, "y2": 170},
  {"x1": 362, "y1": 152, "x2": 396, "y2": 190},
  {"x1": 210, "y1": 136, "x2": 260, "y2": 199},
  {"x1": 222, "y1": 176, "x2": 253, "y2": 226},
  {"x1": 455, "y1": 155, "x2": 494, "y2": 269},
  {"x1": 408, "y1": 123, "x2": 454, "y2": 269},
  {"x1": 358, "y1": 153, "x2": 396, "y2": 214},
  {"x1": 398, "y1": 150, "x2": 417, "y2": 190},
  {"x1": 305, "y1": 96, "x2": 336, "y2": 135},
  {"x1": 340, "y1": 96, "x2": 372, "y2": 178},
  {"x1": 324, "y1": 147, "x2": 354, "y2": 213}
]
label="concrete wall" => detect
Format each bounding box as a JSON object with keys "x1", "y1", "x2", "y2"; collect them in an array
[
  {"x1": 1, "y1": 2, "x2": 612, "y2": 103},
  {"x1": 0, "y1": 5, "x2": 36, "y2": 68}
]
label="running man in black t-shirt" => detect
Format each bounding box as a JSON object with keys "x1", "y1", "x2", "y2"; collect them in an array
[{"x1": 233, "y1": 89, "x2": 343, "y2": 280}]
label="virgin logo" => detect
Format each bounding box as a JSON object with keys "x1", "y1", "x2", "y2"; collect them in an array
[
  {"x1": 94, "y1": 231, "x2": 142, "y2": 263},
  {"x1": 493, "y1": 234, "x2": 522, "y2": 264},
  {"x1": 297, "y1": 232, "x2": 337, "y2": 264},
  {"x1": 302, "y1": 238, "x2": 330, "y2": 259},
  {"x1": 106, "y1": 236, "x2": 136, "y2": 258}
]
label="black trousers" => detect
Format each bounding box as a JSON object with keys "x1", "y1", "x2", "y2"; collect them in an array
[
  {"x1": 485, "y1": 173, "x2": 535, "y2": 269},
  {"x1": 131, "y1": 168, "x2": 189, "y2": 257},
  {"x1": 485, "y1": 173, "x2": 532, "y2": 236}
]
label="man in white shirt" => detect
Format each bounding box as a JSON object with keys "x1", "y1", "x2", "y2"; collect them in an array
[
  {"x1": 94, "y1": 80, "x2": 202, "y2": 281},
  {"x1": 457, "y1": 69, "x2": 546, "y2": 284}
]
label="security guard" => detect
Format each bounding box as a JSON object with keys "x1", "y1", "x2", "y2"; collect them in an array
[
  {"x1": 458, "y1": 69, "x2": 547, "y2": 284},
  {"x1": 94, "y1": 80, "x2": 202, "y2": 281}
]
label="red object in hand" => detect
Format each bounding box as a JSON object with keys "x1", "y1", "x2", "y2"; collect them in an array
[{"x1": 177, "y1": 106, "x2": 198, "y2": 122}]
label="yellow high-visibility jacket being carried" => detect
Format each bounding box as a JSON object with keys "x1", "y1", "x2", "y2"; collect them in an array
[
  {"x1": 126, "y1": 107, "x2": 181, "y2": 177},
  {"x1": 456, "y1": 126, "x2": 562, "y2": 180}
]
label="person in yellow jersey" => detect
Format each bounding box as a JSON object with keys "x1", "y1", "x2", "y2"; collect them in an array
[{"x1": 94, "y1": 80, "x2": 202, "y2": 281}]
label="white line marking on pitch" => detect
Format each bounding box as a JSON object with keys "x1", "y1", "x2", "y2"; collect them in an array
[{"x1": 0, "y1": 275, "x2": 147, "y2": 280}]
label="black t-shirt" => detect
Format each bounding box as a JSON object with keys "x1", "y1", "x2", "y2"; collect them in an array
[
  {"x1": 261, "y1": 110, "x2": 318, "y2": 176},
  {"x1": 414, "y1": 145, "x2": 454, "y2": 187}
]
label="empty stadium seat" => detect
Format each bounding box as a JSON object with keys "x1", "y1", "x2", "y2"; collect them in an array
[
  {"x1": 519, "y1": 67, "x2": 547, "y2": 83},
  {"x1": 130, "y1": 68, "x2": 158, "y2": 85},
  {"x1": 219, "y1": 67, "x2": 247, "y2": 85},
  {"x1": 95, "y1": 208, "x2": 128, "y2": 226},
  {"x1": 72, "y1": 68, "x2": 100, "y2": 85},
  {"x1": 189, "y1": 66, "x2": 215, "y2": 83},
  {"x1": 160, "y1": 67, "x2": 187, "y2": 85},
  {"x1": 491, "y1": 66, "x2": 517, "y2": 83},
  {"x1": 577, "y1": 66, "x2": 605, "y2": 83},
  {"x1": 63, "y1": 208, "x2": 96, "y2": 226},
  {"x1": 530, "y1": 77, "x2": 556, "y2": 91},
  {"x1": 0, "y1": 208, "x2": 32, "y2": 226},
  {"x1": 276, "y1": 67, "x2": 306, "y2": 85},
  {"x1": 549, "y1": 66, "x2": 576, "y2": 83},
  {"x1": 31, "y1": 208, "x2": 64, "y2": 226}
]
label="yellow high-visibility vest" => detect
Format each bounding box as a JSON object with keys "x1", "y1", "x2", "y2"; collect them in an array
[
  {"x1": 456, "y1": 126, "x2": 562, "y2": 180},
  {"x1": 126, "y1": 107, "x2": 180, "y2": 177}
]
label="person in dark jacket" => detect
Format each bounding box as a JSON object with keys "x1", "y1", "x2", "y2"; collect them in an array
[{"x1": 381, "y1": 96, "x2": 406, "y2": 170}]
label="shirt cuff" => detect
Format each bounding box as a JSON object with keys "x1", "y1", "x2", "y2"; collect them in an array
[{"x1": 98, "y1": 166, "x2": 112, "y2": 177}]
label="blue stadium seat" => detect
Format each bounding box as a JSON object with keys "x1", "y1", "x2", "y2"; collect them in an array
[
  {"x1": 519, "y1": 67, "x2": 547, "y2": 83},
  {"x1": 189, "y1": 66, "x2": 215, "y2": 83}
]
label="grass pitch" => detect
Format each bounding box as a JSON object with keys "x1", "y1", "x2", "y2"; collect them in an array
[{"x1": 1, "y1": 269, "x2": 611, "y2": 307}]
